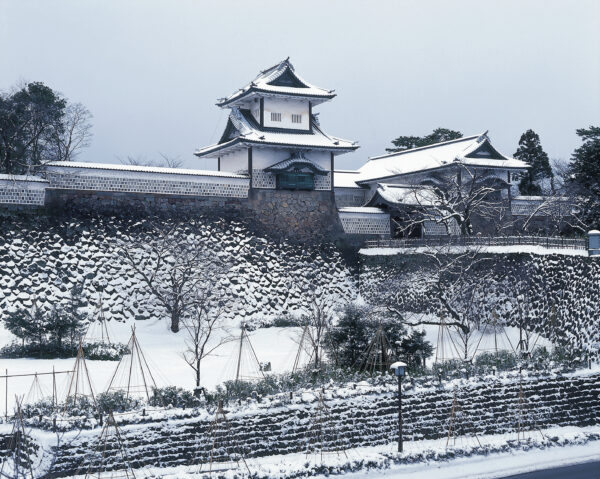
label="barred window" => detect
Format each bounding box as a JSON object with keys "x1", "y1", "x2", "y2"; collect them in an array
[
  {"x1": 270, "y1": 112, "x2": 281, "y2": 122},
  {"x1": 291, "y1": 114, "x2": 302, "y2": 124}
]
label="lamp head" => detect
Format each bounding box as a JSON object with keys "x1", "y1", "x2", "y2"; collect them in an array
[{"x1": 390, "y1": 361, "x2": 407, "y2": 377}]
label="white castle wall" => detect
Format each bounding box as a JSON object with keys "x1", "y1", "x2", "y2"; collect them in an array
[
  {"x1": 0, "y1": 175, "x2": 48, "y2": 206},
  {"x1": 263, "y1": 97, "x2": 310, "y2": 130},
  {"x1": 219, "y1": 149, "x2": 248, "y2": 175},
  {"x1": 45, "y1": 163, "x2": 250, "y2": 198},
  {"x1": 338, "y1": 207, "x2": 390, "y2": 235}
]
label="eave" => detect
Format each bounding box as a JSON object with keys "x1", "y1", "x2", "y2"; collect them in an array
[
  {"x1": 216, "y1": 88, "x2": 336, "y2": 108},
  {"x1": 356, "y1": 161, "x2": 529, "y2": 186},
  {"x1": 194, "y1": 137, "x2": 358, "y2": 159}
]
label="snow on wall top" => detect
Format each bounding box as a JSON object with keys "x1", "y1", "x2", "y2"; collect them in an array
[
  {"x1": 45, "y1": 162, "x2": 249, "y2": 179},
  {"x1": 0, "y1": 174, "x2": 48, "y2": 183}
]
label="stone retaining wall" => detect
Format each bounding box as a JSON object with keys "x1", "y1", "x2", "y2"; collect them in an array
[{"x1": 39, "y1": 372, "x2": 600, "y2": 477}]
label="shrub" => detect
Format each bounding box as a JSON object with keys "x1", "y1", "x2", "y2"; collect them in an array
[
  {"x1": 84, "y1": 341, "x2": 129, "y2": 360},
  {"x1": 149, "y1": 386, "x2": 202, "y2": 409},
  {"x1": 0, "y1": 340, "x2": 128, "y2": 360},
  {"x1": 97, "y1": 391, "x2": 141, "y2": 414}
]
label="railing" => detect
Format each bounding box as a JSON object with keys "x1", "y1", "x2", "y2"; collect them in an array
[{"x1": 364, "y1": 235, "x2": 588, "y2": 251}]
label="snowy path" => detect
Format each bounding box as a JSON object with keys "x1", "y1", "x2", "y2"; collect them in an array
[{"x1": 342, "y1": 443, "x2": 600, "y2": 479}]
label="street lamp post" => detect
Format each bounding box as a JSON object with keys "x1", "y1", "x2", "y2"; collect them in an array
[{"x1": 390, "y1": 361, "x2": 407, "y2": 453}]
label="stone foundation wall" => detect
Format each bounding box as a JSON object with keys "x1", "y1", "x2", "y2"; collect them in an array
[
  {"x1": 247, "y1": 189, "x2": 344, "y2": 242},
  {"x1": 41, "y1": 188, "x2": 344, "y2": 243},
  {"x1": 44, "y1": 189, "x2": 250, "y2": 217},
  {"x1": 38, "y1": 372, "x2": 600, "y2": 477}
]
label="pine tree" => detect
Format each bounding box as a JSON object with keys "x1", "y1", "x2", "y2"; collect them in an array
[
  {"x1": 399, "y1": 330, "x2": 434, "y2": 368},
  {"x1": 514, "y1": 129, "x2": 553, "y2": 195},
  {"x1": 324, "y1": 304, "x2": 370, "y2": 367},
  {"x1": 568, "y1": 126, "x2": 600, "y2": 229},
  {"x1": 387, "y1": 128, "x2": 462, "y2": 152}
]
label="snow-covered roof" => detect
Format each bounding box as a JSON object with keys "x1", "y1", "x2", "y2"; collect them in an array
[
  {"x1": 216, "y1": 58, "x2": 336, "y2": 107},
  {"x1": 355, "y1": 133, "x2": 528, "y2": 185},
  {"x1": 195, "y1": 108, "x2": 358, "y2": 158},
  {"x1": 0, "y1": 174, "x2": 48, "y2": 183},
  {"x1": 334, "y1": 171, "x2": 363, "y2": 189},
  {"x1": 45, "y1": 161, "x2": 249, "y2": 178},
  {"x1": 265, "y1": 153, "x2": 329, "y2": 175},
  {"x1": 338, "y1": 206, "x2": 387, "y2": 214},
  {"x1": 367, "y1": 183, "x2": 438, "y2": 207}
]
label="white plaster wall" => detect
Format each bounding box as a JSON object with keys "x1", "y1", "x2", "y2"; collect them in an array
[
  {"x1": 219, "y1": 149, "x2": 249, "y2": 174},
  {"x1": 263, "y1": 97, "x2": 310, "y2": 130}
]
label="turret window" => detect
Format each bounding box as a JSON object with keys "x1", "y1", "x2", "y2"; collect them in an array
[
  {"x1": 271, "y1": 112, "x2": 281, "y2": 122},
  {"x1": 292, "y1": 114, "x2": 302, "y2": 124}
]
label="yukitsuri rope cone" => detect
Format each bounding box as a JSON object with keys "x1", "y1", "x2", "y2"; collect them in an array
[
  {"x1": 197, "y1": 400, "x2": 251, "y2": 477},
  {"x1": 0, "y1": 399, "x2": 35, "y2": 479}
]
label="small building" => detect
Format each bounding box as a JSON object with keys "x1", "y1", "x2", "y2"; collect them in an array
[{"x1": 334, "y1": 134, "x2": 529, "y2": 237}]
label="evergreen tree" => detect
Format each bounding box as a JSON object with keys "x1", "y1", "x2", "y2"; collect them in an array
[
  {"x1": 325, "y1": 304, "x2": 370, "y2": 367},
  {"x1": 514, "y1": 129, "x2": 553, "y2": 195},
  {"x1": 0, "y1": 82, "x2": 92, "y2": 174},
  {"x1": 568, "y1": 126, "x2": 600, "y2": 229},
  {"x1": 399, "y1": 330, "x2": 434, "y2": 368},
  {"x1": 387, "y1": 128, "x2": 463, "y2": 152}
]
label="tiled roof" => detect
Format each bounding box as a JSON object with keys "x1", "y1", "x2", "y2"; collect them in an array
[
  {"x1": 367, "y1": 183, "x2": 438, "y2": 207},
  {"x1": 355, "y1": 133, "x2": 528, "y2": 184},
  {"x1": 265, "y1": 153, "x2": 329, "y2": 175},
  {"x1": 45, "y1": 162, "x2": 249, "y2": 178},
  {"x1": 217, "y1": 58, "x2": 335, "y2": 107},
  {"x1": 195, "y1": 108, "x2": 358, "y2": 158}
]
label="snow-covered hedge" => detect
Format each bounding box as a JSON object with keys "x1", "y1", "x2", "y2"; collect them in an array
[{"x1": 27, "y1": 370, "x2": 600, "y2": 477}]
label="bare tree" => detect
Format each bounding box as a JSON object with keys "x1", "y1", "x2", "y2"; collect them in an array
[
  {"x1": 117, "y1": 154, "x2": 152, "y2": 166},
  {"x1": 388, "y1": 165, "x2": 510, "y2": 237},
  {"x1": 157, "y1": 152, "x2": 183, "y2": 169},
  {"x1": 119, "y1": 221, "x2": 231, "y2": 333},
  {"x1": 117, "y1": 152, "x2": 182, "y2": 169},
  {"x1": 53, "y1": 103, "x2": 93, "y2": 162},
  {"x1": 301, "y1": 294, "x2": 336, "y2": 370},
  {"x1": 182, "y1": 287, "x2": 231, "y2": 391},
  {"x1": 373, "y1": 247, "x2": 495, "y2": 341}
]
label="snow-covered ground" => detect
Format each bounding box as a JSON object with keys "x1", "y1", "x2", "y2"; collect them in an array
[
  {"x1": 0, "y1": 319, "x2": 304, "y2": 413},
  {"x1": 0, "y1": 317, "x2": 551, "y2": 413}
]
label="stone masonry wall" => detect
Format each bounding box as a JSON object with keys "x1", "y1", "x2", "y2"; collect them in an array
[
  {"x1": 39, "y1": 188, "x2": 345, "y2": 243},
  {"x1": 44, "y1": 189, "x2": 250, "y2": 217},
  {"x1": 39, "y1": 372, "x2": 600, "y2": 477},
  {"x1": 247, "y1": 189, "x2": 344, "y2": 242}
]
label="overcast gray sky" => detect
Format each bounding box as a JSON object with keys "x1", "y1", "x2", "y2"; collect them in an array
[{"x1": 1, "y1": 0, "x2": 599, "y2": 170}]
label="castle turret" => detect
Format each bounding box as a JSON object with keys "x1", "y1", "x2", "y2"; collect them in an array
[{"x1": 195, "y1": 58, "x2": 358, "y2": 192}]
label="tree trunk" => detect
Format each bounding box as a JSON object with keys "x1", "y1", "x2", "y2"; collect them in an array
[
  {"x1": 170, "y1": 311, "x2": 179, "y2": 333},
  {"x1": 196, "y1": 358, "x2": 201, "y2": 388}
]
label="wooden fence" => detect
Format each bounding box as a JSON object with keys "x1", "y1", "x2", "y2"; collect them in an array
[{"x1": 364, "y1": 235, "x2": 588, "y2": 251}]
